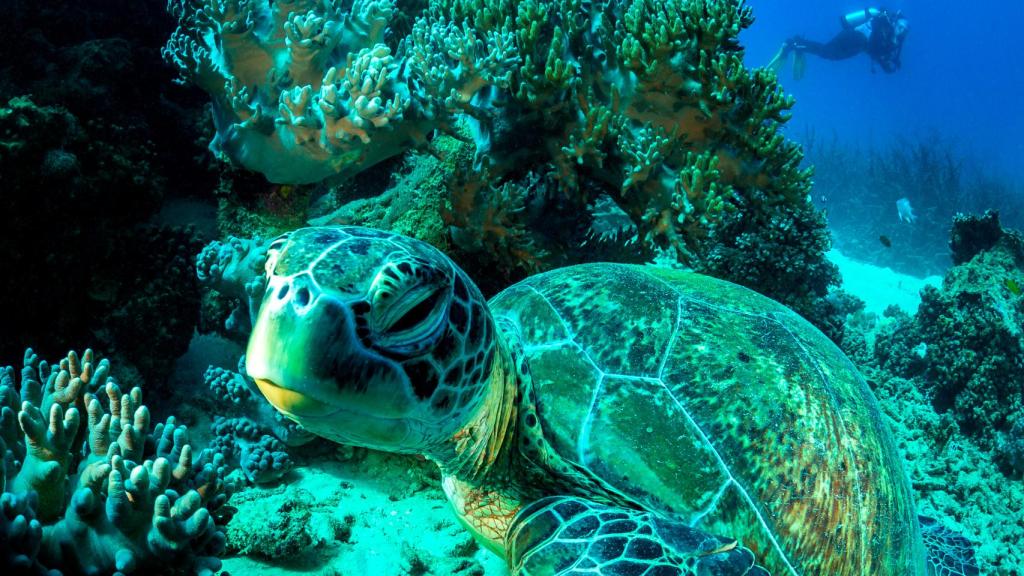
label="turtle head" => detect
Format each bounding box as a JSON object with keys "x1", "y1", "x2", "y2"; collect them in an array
[{"x1": 246, "y1": 226, "x2": 498, "y2": 454}]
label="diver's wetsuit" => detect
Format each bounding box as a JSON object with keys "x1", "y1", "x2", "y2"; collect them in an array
[
  {"x1": 795, "y1": 28, "x2": 867, "y2": 61},
  {"x1": 782, "y1": 9, "x2": 908, "y2": 74}
]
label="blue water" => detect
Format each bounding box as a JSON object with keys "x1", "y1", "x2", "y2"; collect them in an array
[{"x1": 743, "y1": 0, "x2": 1024, "y2": 181}]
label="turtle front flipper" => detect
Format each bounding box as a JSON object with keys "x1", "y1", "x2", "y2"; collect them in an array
[
  {"x1": 919, "y1": 516, "x2": 979, "y2": 576},
  {"x1": 507, "y1": 496, "x2": 769, "y2": 575}
]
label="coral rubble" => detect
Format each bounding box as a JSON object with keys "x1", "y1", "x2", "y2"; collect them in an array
[{"x1": 0, "y1": 349, "x2": 232, "y2": 575}]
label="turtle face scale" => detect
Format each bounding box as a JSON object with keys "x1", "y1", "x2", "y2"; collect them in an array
[{"x1": 246, "y1": 227, "x2": 497, "y2": 453}]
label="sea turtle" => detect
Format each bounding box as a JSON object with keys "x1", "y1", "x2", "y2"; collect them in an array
[{"x1": 245, "y1": 226, "x2": 977, "y2": 575}]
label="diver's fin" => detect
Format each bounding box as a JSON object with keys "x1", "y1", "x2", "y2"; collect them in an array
[
  {"x1": 792, "y1": 50, "x2": 807, "y2": 81},
  {"x1": 766, "y1": 43, "x2": 789, "y2": 74},
  {"x1": 919, "y1": 516, "x2": 979, "y2": 576}
]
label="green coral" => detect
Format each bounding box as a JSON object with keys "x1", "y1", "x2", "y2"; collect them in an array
[{"x1": 168, "y1": 0, "x2": 814, "y2": 254}]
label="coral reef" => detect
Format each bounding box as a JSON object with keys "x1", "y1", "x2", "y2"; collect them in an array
[
  {"x1": 696, "y1": 196, "x2": 844, "y2": 337},
  {"x1": 839, "y1": 214, "x2": 1024, "y2": 574},
  {"x1": 877, "y1": 212, "x2": 1024, "y2": 447},
  {"x1": 0, "y1": 348, "x2": 233, "y2": 575},
  {"x1": 168, "y1": 0, "x2": 840, "y2": 328},
  {"x1": 0, "y1": 96, "x2": 205, "y2": 388},
  {"x1": 98, "y1": 226, "x2": 206, "y2": 387},
  {"x1": 0, "y1": 0, "x2": 230, "y2": 384}
]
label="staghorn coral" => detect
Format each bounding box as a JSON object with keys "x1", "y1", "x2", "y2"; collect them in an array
[{"x1": 0, "y1": 348, "x2": 232, "y2": 575}]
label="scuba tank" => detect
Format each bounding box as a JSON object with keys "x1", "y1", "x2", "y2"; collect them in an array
[{"x1": 842, "y1": 8, "x2": 882, "y2": 29}]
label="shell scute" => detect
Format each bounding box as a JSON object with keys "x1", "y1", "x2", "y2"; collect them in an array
[
  {"x1": 495, "y1": 285, "x2": 572, "y2": 347},
  {"x1": 275, "y1": 227, "x2": 349, "y2": 276},
  {"x1": 519, "y1": 340, "x2": 602, "y2": 462},
  {"x1": 528, "y1": 265, "x2": 679, "y2": 377},
  {"x1": 583, "y1": 374, "x2": 726, "y2": 517}
]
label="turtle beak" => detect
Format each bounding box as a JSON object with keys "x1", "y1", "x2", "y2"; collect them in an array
[
  {"x1": 246, "y1": 274, "x2": 352, "y2": 419},
  {"x1": 253, "y1": 377, "x2": 337, "y2": 417},
  {"x1": 247, "y1": 273, "x2": 416, "y2": 422}
]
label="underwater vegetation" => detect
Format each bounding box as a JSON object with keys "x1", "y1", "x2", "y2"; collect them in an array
[{"x1": 0, "y1": 349, "x2": 232, "y2": 575}]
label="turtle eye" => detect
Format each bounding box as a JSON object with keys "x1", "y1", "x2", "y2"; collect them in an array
[
  {"x1": 369, "y1": 260, "x2": 450, "y2": 355},
  {"x1": 265, "y1": 233, "x2": 291, "y2": 277},
  {"x1": 372, "y1": 285, "x2": 449, "y2": 355},
  {"x1": 388, "y1": 288, "x2": 445, "y2": 333}
]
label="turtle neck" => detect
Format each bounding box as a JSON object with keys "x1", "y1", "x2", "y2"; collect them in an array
[{"x1": 432, "y1": 331, "x2": 521, "y2": 485}]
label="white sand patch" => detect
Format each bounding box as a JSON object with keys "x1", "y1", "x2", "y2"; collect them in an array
[{"x1": 827, "y1": 249, "x2": 942, "y2": 315}]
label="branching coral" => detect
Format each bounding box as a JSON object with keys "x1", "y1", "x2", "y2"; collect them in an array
[
  {"x1": 0, "y1": 348, "x2": 232, "y2": 575},
  {"x1": 174, "y1": 0, "x2": 841, "y2": 336}
]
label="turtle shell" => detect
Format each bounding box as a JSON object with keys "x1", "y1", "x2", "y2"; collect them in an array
[{"x1": 489, "y1": 263, "x2": 927, "y2": 576}]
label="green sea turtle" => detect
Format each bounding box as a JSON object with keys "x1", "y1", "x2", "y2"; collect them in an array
[{"x1": 245, "y1": 226, "x2": 977, "y2": 575}]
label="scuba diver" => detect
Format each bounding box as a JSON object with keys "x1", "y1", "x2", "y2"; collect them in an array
[{"x1": 769, "y1": 8, "x2": 909, "y2": 79}]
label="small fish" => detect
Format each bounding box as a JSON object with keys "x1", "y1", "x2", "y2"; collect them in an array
[
  {"x1": 1006, "y1": 278, "x2": 1021, "y2": 296},
  {"x1": 879, "y1": 235, "x2": 892, "y2": 248},
  {"x1": 896, "y1": 198, "x2": 916, "y2": 223}
]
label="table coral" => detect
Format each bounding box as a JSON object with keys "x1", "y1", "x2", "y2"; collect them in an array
[{"x1": 0, "y1": 348, "x2": 232, "y2": 575}]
